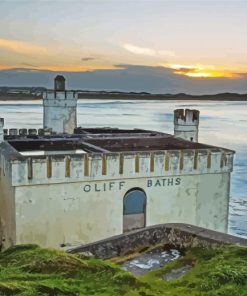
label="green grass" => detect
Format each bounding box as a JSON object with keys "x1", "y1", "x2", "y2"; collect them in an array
[
  {"x1": 0, "y1": 244, "x2": 142, "y2": 296},
  {"x1": 0, "y1": 244, "x2": 246, "y2": 295},
  {"x1": 139, "y1": 245, "x2": 247, "y2": 296}
]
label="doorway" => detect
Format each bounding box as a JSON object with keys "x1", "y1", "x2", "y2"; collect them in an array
[{"x1": 123, "y1": 188, "x2": 146, "y2": 232}]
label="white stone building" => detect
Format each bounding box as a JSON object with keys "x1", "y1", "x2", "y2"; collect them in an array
[{"x1": 0, "y1": 76, "x2": 234, "y2": 250}]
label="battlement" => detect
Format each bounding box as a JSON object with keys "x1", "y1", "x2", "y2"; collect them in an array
[
  {"x1": 3, "y1": 128, "x2": 53, "y2": 136},
  {"x1": 174, "y1": 109, "x2": 200, "y2": 142},
  {"x1": 43, "y1": 91, "x2": 77, "y2": 103},
  {"x1": 174, "y1": 109, "x2": 199, "y2": 126},
  {"x1": 0, "y1": 144, "x2": 234, "y2": 187}
]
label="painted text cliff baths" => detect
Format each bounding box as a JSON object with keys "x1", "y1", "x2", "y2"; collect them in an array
[{"x1": 0, "y1": 76, "x2": 234, "y2": 250}]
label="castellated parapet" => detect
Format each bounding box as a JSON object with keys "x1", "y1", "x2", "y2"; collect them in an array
[
  {"x1": 5, "y1": 148, "x2": 233, "y2": 187},
  {"x1": 174, "y1": 109, "x2": 199, "y2": 142},
  {"x1": 3, "y1": 128, "x2": 53, "y2": 136}
]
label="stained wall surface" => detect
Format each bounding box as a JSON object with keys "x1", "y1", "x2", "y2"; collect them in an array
[
  {"x1": 0, "y1": 152, "x2": 16, "y2": 249},
  {"x1": 0, "y1": 139, "x2": 234, "y2": 250},
  {"x1": 43, "y1": 91, "x2": 77, "y2": 134},
  {"x1": 14, "y1": 172, "x2": 230, "y2": 248}
]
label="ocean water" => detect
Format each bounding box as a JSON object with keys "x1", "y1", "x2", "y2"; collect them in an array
[{"x1": 0, "y1": 99, "x2": 246, "y2": 238}]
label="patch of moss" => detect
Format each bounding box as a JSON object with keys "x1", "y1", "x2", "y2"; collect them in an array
[{"x1": 0, "y1": 244, "x2": 246, "y2": 295}]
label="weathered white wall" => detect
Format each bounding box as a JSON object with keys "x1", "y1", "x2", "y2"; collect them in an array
[
  {"x1": 174, "y1": 109, "x2": 199, "y2": 142},
  {"x1": 43, "y1": 91, "x2": 77, "y2": 134},
  {"x1": 1, "y1": 145, "x2": 234, "y2": 249},
  {"x1": 14, "y1": 172, "x2": 230, "y2": 248},
  {"x1": 196, "y1": 172, "x2": 230, "y2": 232},
  {"x1": 0, "y1": 149, "x2": 16, "y2": 250},
  {"x1": 174, "y1": 128, "x2": 198, "y2": 143},
  {"x1": 0, "y1": 118, "x2": 4, "y2": 142}
]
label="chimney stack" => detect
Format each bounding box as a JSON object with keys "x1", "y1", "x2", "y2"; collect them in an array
[{"x1": 54, "y1": 75, "x2": 65, "y2": 91}]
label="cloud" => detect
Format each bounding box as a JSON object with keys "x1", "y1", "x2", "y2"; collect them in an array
[
  {"x1": 1, "y1": 64, "x2": 246, "y2": 94},
  {"x1": 81, "y1": 57, "x2": 96, "y2": 61},
  {"x1": 21, "y1": 62, "x2": 38, "y2": 67},
  {"x1": 0, "y1": 63, "x2": 116, "y2": 72},
  {"x1": 0, "y1": 38, "x2": 47, "y2": 55},
  {"x1": 123, "y1": 43, "x2": 176, "y2": 58},
  {"x1": 169, "y1": 64, "x2": 201, "y2": 72},
  {"x1": 21, "y1": 64, "x2": 116, "y2": 72}
]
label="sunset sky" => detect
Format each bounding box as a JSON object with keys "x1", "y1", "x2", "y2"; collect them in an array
[{"x1": 0, "y1": 0, "x2": 247, "y2": 81}]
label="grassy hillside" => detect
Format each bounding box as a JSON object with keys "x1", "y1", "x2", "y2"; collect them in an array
[{"x1": 0, "y1": 244, "x2": 246, "y2": 295}]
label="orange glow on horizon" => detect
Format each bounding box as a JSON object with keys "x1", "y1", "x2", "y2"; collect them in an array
[
  {"x1": 168, "y1": 64, "x2": 240, "y2": 78},
  {"x1": 0, "y1": 64, "x2": 16, "y2": 70},
  {"x1": 0, "y1": 63, "x2": 244, "y2": 79},
  {"x1": 175, "y1": 70, "x2": 238, "y2": 78},
  {"x1": 0, "y1": 64, "x2": 117, "y2": 72},
  {"x1": 34, "y1": 64, "x2": 117, "y2": 72},
  {"x1": 0, "y1": 38, "x2": 47, "y2": 55}
]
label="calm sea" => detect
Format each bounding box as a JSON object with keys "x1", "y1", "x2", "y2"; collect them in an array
[{"x1": 0, "y1": 99, "x2": 246, "y2": 238}]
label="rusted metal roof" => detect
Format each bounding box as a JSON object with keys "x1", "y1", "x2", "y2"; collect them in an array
[{"x1": 5, "y1": 127, "x2": 234, "y2": 155}]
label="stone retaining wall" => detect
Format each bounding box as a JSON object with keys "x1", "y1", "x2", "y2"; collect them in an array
[{"x1": 67, "y1": 223, "x2": 247, "y2": 259}]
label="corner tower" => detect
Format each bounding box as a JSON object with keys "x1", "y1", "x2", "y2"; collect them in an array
[
  {"x1": 174, "y1": 109, "x2": 199, "y2": 142},
  {"x1": 43, "y1": 75, "x2": 77, "y2": 134}
]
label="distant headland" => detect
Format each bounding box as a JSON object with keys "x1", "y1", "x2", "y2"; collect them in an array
[{"x1": 0, "y1": 87, "x2": 247, "y2": 101}]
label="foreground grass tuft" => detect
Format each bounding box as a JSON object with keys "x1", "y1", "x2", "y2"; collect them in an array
[
  {"x1": 0, "y1": 244, "x2": 142, "y2": 295},
  {"x1": 140, "y1": 245, "x2": 247, "y2": 296},
  {"x1": 0, "y1": 244, "x2": 246, "y2": 295}
]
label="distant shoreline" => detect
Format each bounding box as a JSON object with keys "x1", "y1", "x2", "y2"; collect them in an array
[
  {"x1": 0, "y1": 92, "x2": 247, "y2": 101},
  {"x1": 78, "y1": 92, "x2": 247, "y2": 101}
]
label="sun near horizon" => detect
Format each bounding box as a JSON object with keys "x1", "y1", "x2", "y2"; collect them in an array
[{"x1": 0, "y1": 0, "x2": 247, "y2": 86}]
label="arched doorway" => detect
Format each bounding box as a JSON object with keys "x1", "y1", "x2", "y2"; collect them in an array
[{"x1": 123, "y1": 188, "x2": 146, "y2": 232}]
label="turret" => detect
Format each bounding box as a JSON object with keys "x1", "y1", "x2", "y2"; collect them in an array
[
  {"x1": 0, "y1": 118, "x2": 4, "y2": 142},
  {"x1": 174, "y1": 109, "x2": 199, "y2": 142},
  {"x1": 43, "y1": 76, "x2": 77, "y2": 134}
]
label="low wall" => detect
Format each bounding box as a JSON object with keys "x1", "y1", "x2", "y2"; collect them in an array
[{"x1": 67, "y1": 223, "x2": 247, "y2": 259}]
